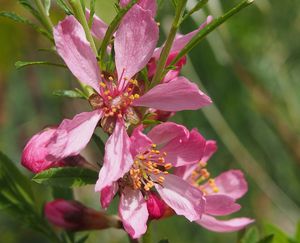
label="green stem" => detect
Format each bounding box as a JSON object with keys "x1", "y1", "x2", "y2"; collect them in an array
[
  {"x1": 182, "y1": 0, "x2": 209, "y2": 23},
  {"x1": 142, "y1": 222, "x2": 152, "y2": 243},
  {"x1": 69, "y1": 0, "x2": 97, "y2": 54},
  {"x1": 166, "y1": 0, "x2": 254, "y2": 73},
  {"x1": 150, "y1": 0, "x2": 187, "y2": 88},
  {"x1": 33, "y1": 0, "x2": 53, "y2": 33}
]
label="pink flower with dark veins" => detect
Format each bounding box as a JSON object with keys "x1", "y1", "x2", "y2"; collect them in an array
[
  {"x1": 27, "y1": 4, "x2": 211, "y2": 163},
  {"x1": 95, "y1": 122, "x2": 207, "y2": 238},
  {"x1": 175, "y1": 140, "x2": 254, "y2": 232}
]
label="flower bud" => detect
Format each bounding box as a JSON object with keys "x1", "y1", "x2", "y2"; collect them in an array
[
  {"x1": 146, "y1": 193, "x2": 166, "y2": 220},
  {"x1": 21, "y1": 128, "x2": 97, "y2": 173},
  {"x1": 45, "y1": 199, "x2": 121, "y2": 231}
]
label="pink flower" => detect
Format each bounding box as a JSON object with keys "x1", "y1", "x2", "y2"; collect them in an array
[
  {"x1": 45, "y1": 199, "x2": 120, "y2": 230},
  {"x1": 175, "y1": 141, "x2": 254, "y2": 232},
  {"x1": 21, "y1": 127, "x2": 91, "y2": 173},
  {"x1": 95, "y1": 122, "x2": 206, "y2": 238},
  {"x1": 119, "y1": 0, "x2": 157, "y2": 17},
  {"x1": 31, "y1": 5, "x2": 211, "y2": 163}
]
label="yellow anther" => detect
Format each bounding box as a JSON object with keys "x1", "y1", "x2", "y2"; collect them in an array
[
  {"x1": 151, "y1": 144, "x2": 157, "y2": 148},
  {"x1": 157, "y1": 22, "x2": 160, "y2": 26},
  {"x1": 134, "y1": 94, "x2": 140, "y2": 99},
  {"x1": 100, "y1": 74, "x2": 104, "y2": 78},
  {"x1": 104, "y1": 90, "x2": 110, "y2": 95},
  {"x1": 158, "y1": 176, "x2": 165, "y2": 183},
  {"x1": 118, "y1": 113, "x2": 123, "y2": 118},
  {"x1": 153, "y1": 169, "x2": 160, "y2": 174},
  {"x1": 163, "y1": 152, "x2": 167, "y2": 156},
  {"x1": 100, "y1": 82, "x2": 106, "y2": 87},
  {"x1": 129, "y1": 95, "x2": 135, "y2": 100},
  {"x1": 127, "y1": 88, "x2": 132, "y2": 92},
  {"x1": 158, "y1": 157, "x2": 165, "y2": 163},
  {"x1": 108, "y1": 76, "x2": 114, "y2": 81},
  {"x1": 164, "y1": 163, "x2": 172, "y2": 170},
  {"x1": 109, "y1": 111, "x2": 114, "y2": 116},
  {"x1": 213, "y1": 187, "x2": 219, "y2": 193},
  {"x1": 107, "y1": 96, "x2": 112, "y2": 100},
  {"x1": 112, "y1": 108, "x2": 117, "y2": 113}
]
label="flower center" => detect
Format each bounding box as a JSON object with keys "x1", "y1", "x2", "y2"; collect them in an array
[
  {"x1": 188, "y1": 161, "x2": 219, "y2": 194},
  {"x1": 128, "y1": 144, "x2": 172, "y2": 192}
]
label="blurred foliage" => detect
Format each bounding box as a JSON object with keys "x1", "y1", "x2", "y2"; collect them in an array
[{"x1": 0, "y1": 0, "x2": 300, "y2": 243}]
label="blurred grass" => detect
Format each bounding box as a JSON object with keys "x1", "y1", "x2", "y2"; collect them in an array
[{"x1": 0, "y1": 0, "x2": 300, "y2": 242}]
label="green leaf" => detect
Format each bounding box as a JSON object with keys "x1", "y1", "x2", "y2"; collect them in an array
[
  {"x1": 55, "y1": 0, "x2": 73, "y2": 15},
  {"x1": 0, "y1": 151, "x2": 34, "y2": 205},
  {"x1": 44, "y1": 0, "x2": 51, "y2": 16},
  {"x1": 15, "y1": 61, "x2": 66, "y2": 69},
  {"x1": 92, "y1": 134, "x2": 105, "y2": 156},
  {"x1": 76, "y1": 235, "x2": 89, "y2": 243},
  {"x1": 295, "y1": 222, "x2": 300, "y2": 242},
  {"x1": 241, "y1": 227, "x2": 260, "y2": 243},
  {"x1": 88, "y1": 0, "x2": 96, "y2": 28},
  {"x1": 18, "y1": 0, "x2": 44, "y2": 24},
  {"x1": 158, "y1": 240, "x2": 169, "y2": 243},
  {"x1": 53, "y1": 89, "x2": 86, "y2": 99},
  {"x1": 142, "y1": 119, "x2": 162, "y2": 125},
  {"x1": 52, "y1": 186, "x2": 74, "y2": 200},
  {"x1": 32, "y1": 167, "x2": 98, "y2": 187},
  {"x1": 0, "y1": 11, "x2": 52, "y2": 40},
  {"x1": 258, "y1": 235, "x2": 274, "y2": 243},
  {"x1": 167, "y1": 0, "x2": 254, "y2": 72},
  {"x1": 264, "y1": 224, "x2": 290, "y2": 243}
]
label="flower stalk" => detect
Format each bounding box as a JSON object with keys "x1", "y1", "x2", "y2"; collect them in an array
[
  {"x1": 69, "y1": 0, "x2": 98, "y2": 54},
  {"x1": 150, "y1": 0, "x2": 187, "y2": 88},
  {"x1": 33, "y1": 0, "x2": 53, "y2": 33}
]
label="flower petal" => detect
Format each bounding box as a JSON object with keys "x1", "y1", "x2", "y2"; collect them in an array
[
  {"x1": 95, "y1": 121, "x2": 133, "y2": 192},
  {"x1": 100, "y1": 183, "x2": 119, "y2": 209},
  {"x1": 162, "y1": 128, "x2": 206, "y2": 167},
  {"x1": 86, "y1": 9, "x2": 108, "y2": 40},
  {"x1": 47, "y1": 110, "x2": 102, "y2": 160},
  {"x1": 147, "y1": 122, "x2": 189, "y2": 146},
  {"x1": 119, "y1": 0, "x2": 157, "y2": 17},
  {"x1": 115, "y1": 4, "x2": 158, "y2": 88},
  {"x1": 153, "y1": 16, "x2": 213, "y2": 59},
  {"x1": 54, "y1": 15, "x2": 101, "y2": 93},
  {"x1": 119, "y1": 187, "x2": 148, "y2": 239},
  {"x1": 130, "y1": 125, "x2": 152, "y2": 157},
  {"x1": 205, "y1": 195, "x2": 241, "y2": 216},
  {"x1": 204, "y1": 170, "x2": 248, "y2": 199},
  {"x1": 133, "y1": 77, "x2": 212, "y2": 111},
  {"x1": 196, "y1": 215, "x2": 254, "y2": 232},
  {"x1": 175, "y1": 140, "x2": 217, "y2": 180},
  {"x1": 21, "y1": 128, "x2": 57, "y2": 173},
  {"x1": 155, "y1": 174, "x2": 204, "y2": 221}
]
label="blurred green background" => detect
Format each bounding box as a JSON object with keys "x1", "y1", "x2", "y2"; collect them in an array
[{"x1": 1, "y1": 0, "x2": 300, "y2": 242}]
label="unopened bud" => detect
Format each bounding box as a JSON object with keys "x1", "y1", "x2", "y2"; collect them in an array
[{"x1": 45, "y1": 199, "x2": 121, "y2": 231}]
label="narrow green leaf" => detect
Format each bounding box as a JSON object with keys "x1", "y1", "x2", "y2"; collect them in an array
[
  {"x1": 15, "y1": 61, "x2": 67, "y2": 69},
  {"x1": 44, "y1": 0, "x2": 51, "y2": 16},
  {"x1": 32, "y1": 167, "x2": 98, "y2": 187},
  {"x1": 0, "y1": 151, "x2": 34, "y2": 205},
  {"x1": 77, "y1": 235, "x2": 89, "y2": 243},
  {"x1": 92, "y1": 134, "x2": 105, "y2": 156},
  {"x1": 55, "y1": 0, "x2": 73, "y2": 15},
  {"x1": 0, "y1": 11, "x2": 52, "y2": 40},
  {"x1": 264, "y1": 224, "x2": 290, "y2": 243},
  {"x1": 167, "y1": 0, "x2": 254, "y2": 72},
  {"x1": 18, "y1": 0, "x2": 44, "y2": 24},
  {"x1": 53, "y1": 89, "x2": 86, "y2": 99},
  {"x1": 241, "y1": 227, "x2": 260, "y2": 243},
  {"x1": 182, "y1": 0, "x2": 208, "y2": 22},
  {"x1": 296, "y1": 222, "x2": 300, "y2": 242},
  {"x1": 257, "y1": 235, "x2": 274, "y2": 243}
]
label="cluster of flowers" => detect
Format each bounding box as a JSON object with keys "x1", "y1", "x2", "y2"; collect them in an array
[{"x1": 21, "y1": 0, "x2": 253, "y2": 239}]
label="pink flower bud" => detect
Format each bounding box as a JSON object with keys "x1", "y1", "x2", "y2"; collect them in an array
[
  {"x1": 146, "y1": 193, "x2": 166, "y2": 220},
  {"x1": 45, "y1": 199, "x2": 120, "y2": 231},
  {"x1": 21, "y1": 128, "x2": 97, "y2": 173}
]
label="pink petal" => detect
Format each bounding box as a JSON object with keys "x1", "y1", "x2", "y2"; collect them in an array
[
  {"x1": 133, "y1": 77, "x2": 212, "y2": 111},
  {"x1": 205, "y1": 195, "x2": 241, "y2": 216},
  {"x1": 47, "y1": 110, "x2": 102, "y2": 160},
  {"x1": 86, "y1": 9, "x2": 108, "y2": 40},
  {"x1": 130, "y1": 125, "x2": 152, "y2": 157},
  {"x1": 204, "y1": 170, "x2": 248, "y2": 200},
  {"x1": 95, "y1": 121, "x2": 133, "y2": 192},
  {"x1": 21, "y1": 128, "x2": 57, "y2": 173},
  {"x1": 155, "y1": 174, "x2": 204, "y2": 221},
  {"x1": 119, "y1": 0, "x2": 157, "y2": 17},
  {"x1": 153, "y1": 16, "x2": 213, "y2": 59},
  {"x1": 175, "y1": 140, "x2": 217, "y2": 180},
  {"x1": 147, "y1": 122, "x2": 189, "y2": 146},
  {"x1": 100, "y1": 183, "x2": 119, "y2": 209},
  {"x1": 54, "y1": 15, "x2": 101, "y2": 93},
  {"x1": 196, "y1": 215, "x2": 254, "y2": 232},
  {"x1": 119, "y1": 187, "x2": 148, "y2": 239},
  {"x1": 114, "y1": 5, "x2": 158, "y2": 89},
  {"x1": 162, "y1": 128, "x2": 206, "y2": 167}
]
